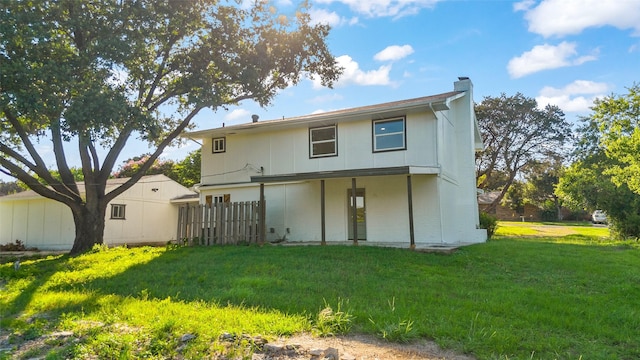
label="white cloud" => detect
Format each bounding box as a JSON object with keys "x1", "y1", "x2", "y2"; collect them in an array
[
  {"x1": 224, "y1": 109, "x2": 252, "y2": 125},
  {"x1": 536, "y1": 80, "x2": 610, "y2": 113},
  {"x1": 507, "y1": 41, "x2": 597, "y2": 78},
  {"x1": 311, "y1": 55, "x2": 392, "y2": 88},
  {"x1": 315, "y1": 0, "x2": 440, "y2": 18},
  {"x1": 309, "y1": 8, "x2": 358, "y2": 26},
  {"x1": 517, "y1": 0, "x2": 640, "y2": 37},
  {"x1": 374, "y1": 45, "x2": 414, "y2": 62},
  {"x1": 513, "y1": 0, "x2": 535, "y2": 12}
]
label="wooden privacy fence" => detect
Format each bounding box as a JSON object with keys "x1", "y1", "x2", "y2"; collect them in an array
[{"x1": 177, "y1": 201, "x2": 263, "y2": 245}]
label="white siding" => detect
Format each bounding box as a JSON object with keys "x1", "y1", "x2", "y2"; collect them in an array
[{"x1": 200, "y1": 111, "x2": 439, "y2": 185}]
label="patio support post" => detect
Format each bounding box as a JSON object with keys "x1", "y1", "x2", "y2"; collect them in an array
[
  {"x1": 260, "y1": 183, "x2": 266, "y2": 245},
  {"x1": 407, "y1": 175, "x2": 416, "y2": 250},
  {"x1": 351, "y1": 177, "x2": 358, "y2": 245},
  {"x1": 321, "y1": 180, "x2": 326, "y2": 245}
]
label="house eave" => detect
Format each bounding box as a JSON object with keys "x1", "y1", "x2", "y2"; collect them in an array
[{"x1": 250, "y1": 166, "x2": 440, "y2": 183}]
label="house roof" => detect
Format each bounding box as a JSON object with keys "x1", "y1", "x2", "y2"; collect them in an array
[
  {"x1": 187, "y1": 91, "x2": 463, "y2": 138},
  {"x1": 0, "y1": 174, "x2": 192, "y2": 201},
  {"x1": 477, "y1": 190, "x2": 501, "y2": 205}
]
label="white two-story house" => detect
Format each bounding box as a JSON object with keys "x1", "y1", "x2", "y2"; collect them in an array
[{"x1": 187, "y1": 77, "x2": 486, "y2": 248}]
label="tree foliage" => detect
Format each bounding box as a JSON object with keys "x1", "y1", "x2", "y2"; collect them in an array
[
  {"x1": 173, "y1": 150, "x2": 201, "y2": 188},
  {"x1": 557, "y1": 85, "x2": 640, "y2": 238},
  {"x1": 114, "y1": 150, "x2": 201, "y2": 188},
  {"x1": 591, "y1": 84, "x2": 640, "y2": 194},
  {"x1": 114, "y1": 154, "x2": 177, "y2": 179},
  {"x1": 475, "y1": 93, "x2": 572, "y2": 212},
  {"x1": 0, "y1": 0, "x2": 341, "y2": 253},
  {"x1": 0, "y1": 180, "x2": 22, "y2": 196},
  {"x1": 523, "y1": 156, "x2": 564, "y2": 220}
]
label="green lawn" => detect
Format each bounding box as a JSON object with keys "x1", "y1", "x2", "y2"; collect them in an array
[{"x1": 1, "y1": 222, "x2": 639, "y2": 359}]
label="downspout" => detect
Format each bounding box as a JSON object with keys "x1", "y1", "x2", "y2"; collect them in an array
[{"x1": 430, "y1": 102, "x2": 445, "y2": 244}]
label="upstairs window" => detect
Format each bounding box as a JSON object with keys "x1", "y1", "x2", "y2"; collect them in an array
[
  {"x1": 110, "y1": 204, "x2": 126, "y2": 220},
  {"x1": 309, "y1": 125, "x2": 337, "y2": 158},
  {"x1": 373, "y1": 117, "x2": 406, "y2": 152},
  {"x1": 212, "y1": 137, "x2": 226, "y2": 153}
]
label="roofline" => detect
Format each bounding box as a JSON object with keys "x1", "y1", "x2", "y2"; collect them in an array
[
  {"x1": 250, "y1": 166, "x2": 440, "y2": 183},
  {"x1": 187, "y1": 91, "x2": 463, "y2": 138},
  {"x1": 0, "y1": 174, "x2": 185, "y2": 201}
]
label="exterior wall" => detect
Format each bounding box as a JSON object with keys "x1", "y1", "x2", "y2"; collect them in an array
[
  {"x1": 0, "y1": 198, "x2": 75, "y2": 250},
  {"x1": 0, "y1": 175, "x2": 195, "y2": 250},
  {"x1": 440, "y1": 80, "x2": 485, "y2": 242},
  {"x1": 200, "y1": 174, "x2": 487, "y2": 245},
  {"x1": 103, "y1": 176, "x2": 193, "y2": 246},
  {"x1": 200, "y1": 110, "x2": 438, "y2": 185}
]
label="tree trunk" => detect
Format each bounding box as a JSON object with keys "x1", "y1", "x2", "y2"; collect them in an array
[
  {"x1": 69, "y1": 201, "x2": 107, "y2": 255},
  {"x1": 555, "y1": 197, "x2": 564, "y2": 221}
]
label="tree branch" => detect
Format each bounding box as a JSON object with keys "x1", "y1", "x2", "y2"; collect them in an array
[
  {"x1": 104, "y1": 106, "x2": 204, "y2": 203},
  {"x1": 0, "y1": 156, "x2": 80, "y2": 207},
  {"x1": 99, "y1": 126, "x2": 134, "y2": 182},
  {"x1": 2, "y1": 107, "x2": 59, "y2": 184},
  {"x1": 50, "y1": 119, "x2": 80, "y2": 194}
]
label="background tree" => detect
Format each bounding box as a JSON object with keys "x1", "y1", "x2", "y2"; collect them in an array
[
  {"x1": 113, "y1": 155, "x2": 177, "y2": 179},
  {"x1": 173, "y1": 150, "x2": 201, "y2": 188},
  {"x1": 523, "y1": 155, "x2": 564, "y2": 220},
  {"x1": 0, "y1": 1, "x2": 341, "y2": 254},
  {"x1": 475, "y1": 93, "x2": 572, "y2": 212},
  {"x1": 113, "y1": 150, "x2": 201, "y2": 188},
  {"x1": 590, "y1": 84, "x2": 640, "y2": 194},
  {"x1": 557, "y1": 86, "x2": 640, "y2": 238},
  {"x1": 0, "y1": 180, "x2": 22, "y2": 196},
  {"x1": 504, "y1": 180, "x2": 526, "y2": 215}
]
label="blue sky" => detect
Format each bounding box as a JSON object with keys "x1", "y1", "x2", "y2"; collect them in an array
[
  {"x1": 162, "y1": 0, "x2": 640, "y2": 161},
  {"x1": 4, "y1": 0, "x2": 640, "y2": 181}
]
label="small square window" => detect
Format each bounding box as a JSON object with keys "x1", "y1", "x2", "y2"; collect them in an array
[
  {"x1": 309, "y1": 125, "x2": 337, "y2": 158},
  {"x1": 206, "y1": 194, "x2": 230, "y2": 205},
  {"x1": 212, "y1": 137, "x2": 226, "y2": 153},
  {"x1": 373, "y1": 117, "x2": 406, "y2": 152},
  {"x1": 110, "y1": 204, "x2": 126, "y2": 220}
]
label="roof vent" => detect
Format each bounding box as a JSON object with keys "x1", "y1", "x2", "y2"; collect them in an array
[{"x1": 252, "y1": 114, "x2": 259, "y2": 123}]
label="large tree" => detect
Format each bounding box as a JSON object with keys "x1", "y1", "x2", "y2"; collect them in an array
[
  {"x1": 590, "y1": 84, "x2": 640, "y2": 194},
  {"x1": 557, "y1": 85, "x2": 640, "y2": 238},
  {"x1": 475, "y1": 93, "x2": 572, "y2": 212},
  {"x1": 0, "y1": 0, "x2": 341, "y2": 254}
]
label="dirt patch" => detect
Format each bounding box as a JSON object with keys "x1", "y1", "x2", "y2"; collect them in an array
[{"x1": 256, "y1": 333, "x2": 475, "y2": 360}]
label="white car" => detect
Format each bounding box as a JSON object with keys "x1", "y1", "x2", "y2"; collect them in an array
[{"x1": 592, "y1": 210, "x2": 607, "y2": 224}]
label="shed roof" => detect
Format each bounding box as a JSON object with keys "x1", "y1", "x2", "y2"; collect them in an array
[{"x1": 0, "y1": 174, "x2": 194, "y2": 202}]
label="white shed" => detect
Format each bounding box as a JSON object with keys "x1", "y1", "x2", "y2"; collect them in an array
[{"x1": 0, "y1": 174, "x2": 197, "y2": 250}]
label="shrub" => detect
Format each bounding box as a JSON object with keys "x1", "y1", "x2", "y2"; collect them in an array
[
  {"x1": 479, "y1": 212, "x2": 498, "y2": 239},
  {"x1": 0, "y1": 239, "x2": 36, "y2": 251}
]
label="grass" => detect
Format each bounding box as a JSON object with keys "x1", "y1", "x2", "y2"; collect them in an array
[{"x1": 1, "y1": 222, "x2": 639, "y2": 359}]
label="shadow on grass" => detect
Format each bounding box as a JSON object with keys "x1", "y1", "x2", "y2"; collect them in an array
[{"x1": 0, "y1": 255, "x2": 70, "y2": 318}]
